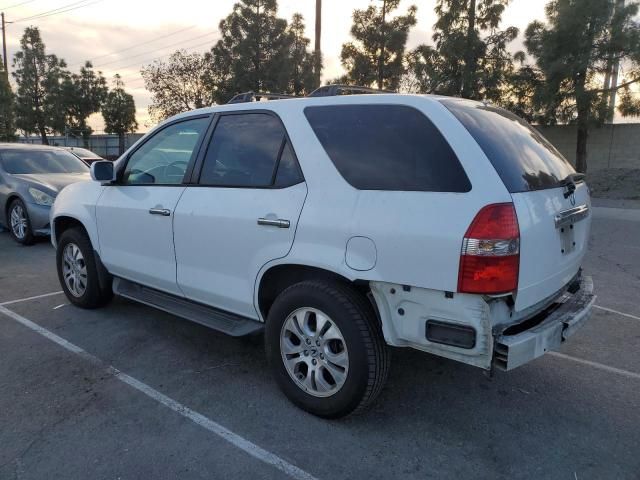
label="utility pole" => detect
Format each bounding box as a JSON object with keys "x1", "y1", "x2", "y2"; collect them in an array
[
  {"x1": 314, "y1": 0, "x2": 322, "y2": 87},
  {"x1": 1, "y1": 12, "x2": 8, "y2": 77},
  {"x1": 377, "y1": 0, "x2": 387, "y2": 90},
  {"x1": 607, "y1": 0, "x2": 625, "y2": 123}
]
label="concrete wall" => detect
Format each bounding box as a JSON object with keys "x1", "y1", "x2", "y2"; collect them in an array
[{"x1": 537, "y1": 124, "x2": 640, "y2": 171}]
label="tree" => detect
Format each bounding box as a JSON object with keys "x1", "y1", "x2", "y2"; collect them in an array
[
  {"x1": 0, "y1": 56, "x2": 16, "y2": 141},
  {"x1": 407, "y1": 0, "x2": 518, "y2": 101},
  {"x1": 12, "y1": 27, "x2": 68, "y2": 144},
  {"x1": 340, "y1": 0, "x2": 417, "y2": 90},
  {"x1": 62, "y1": 62, "x2": 108, "y2": 145},
  {"x1": 102, "y1": 75, "x2": 137, "y2": 156},
  {"x1": 523, "y1": 0, "x2": 640, "y2": 172},
  {"x1": 141, "y1": 50, "x2": 218, "y2": 121},
  {"x1": 287, "y1": 13, "x2": 317, "y2": 95},
  {"x1": 211, "y1": 0, "x2": 293, "y2": 101}
]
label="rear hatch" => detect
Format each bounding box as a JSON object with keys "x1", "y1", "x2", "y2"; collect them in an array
[{"x1": 442, "y1": 99, "x2": 591, "y2": 311}]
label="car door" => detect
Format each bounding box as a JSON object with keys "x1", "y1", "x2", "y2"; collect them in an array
[
  {"x1": 96, "y1": 115, "x2": 211, "y2": 295},
  {"x1": 173, "y1": 111, "x2": 307, "y2": 319}
]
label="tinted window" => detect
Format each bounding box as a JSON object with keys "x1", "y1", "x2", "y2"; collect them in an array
[
  {"x1": 123, "y1": 117, "x2": 209, "y2": 185},
  {"x1": 274, "y1": 141, "x2": 303, "y2": 187},
  {"x1": 0, "y1": 149, "x2": 88, "y2": 174},
  {"x1": 199, "y1": 114, "x2": 288, "y2": 187},
  {"x1": 441, "y1": 99, "x2": 576, "y2": 192},
  {"x1": 68, "y1": 148, "x2": 99, "y2": 159},
  {"x1": 304, "y1": 105, "x2": 471, "y2": 192}
]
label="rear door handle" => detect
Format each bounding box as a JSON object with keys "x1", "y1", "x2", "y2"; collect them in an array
[
  {"x1": 257, "y1": 218, "x2": 290, "y2": 228},
  {"x1": 149, "y1": 208, "x2": 171, "y2": 216}
]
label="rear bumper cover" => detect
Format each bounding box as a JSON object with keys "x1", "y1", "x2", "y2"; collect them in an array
[{"x1": 493, "y1": 276, "x2": 595, "y2": 370}]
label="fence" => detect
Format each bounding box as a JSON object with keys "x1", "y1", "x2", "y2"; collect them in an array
[{"x1": 18, "y1": 133, "x2": 145, "y2": 160}]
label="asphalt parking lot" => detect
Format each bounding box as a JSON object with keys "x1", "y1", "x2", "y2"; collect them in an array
[{"x1": 1, "y1": 203, "x2": 639, "y2": 480}]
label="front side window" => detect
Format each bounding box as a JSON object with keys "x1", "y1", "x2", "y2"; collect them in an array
[
  {"x1": 123, "y1": 117, "x2": 209, "y2": 185},
  {"x1": 304, "y1": 104, "x2": 471, "y2": 192},
  {"x1": 0, "y1": 149, "x2": 88, "y2": 174},
  {"x1": 199, "y1": 113, "x2": 301, "y2": 188}
]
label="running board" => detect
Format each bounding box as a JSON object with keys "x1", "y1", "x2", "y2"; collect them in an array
[{"x1": 112, "y1": 278, "x2": 263, "y2": 337}]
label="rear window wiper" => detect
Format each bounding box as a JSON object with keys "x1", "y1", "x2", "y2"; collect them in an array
[{"x1": 560, "y1": 173, "x2": 585, "y2": 198}]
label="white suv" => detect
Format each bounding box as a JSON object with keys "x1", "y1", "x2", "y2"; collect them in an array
[{"x1": 51, "y1": 93, "x2": 595, "y2": 418}]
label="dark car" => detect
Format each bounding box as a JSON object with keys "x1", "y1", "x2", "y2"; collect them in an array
[
  {"x1": 0, "y1": 144, "x2": 90, "y2": 244},
  {"x1": 63, "y1": 146, "x2": 105, "y2": 165}
]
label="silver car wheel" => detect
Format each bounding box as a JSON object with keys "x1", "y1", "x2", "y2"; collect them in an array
[
  {"x1": 280, "y1": 307, "x2": 349, "y2": 398},
  {"x1": 62, "y1": 243, "x2": 88, "y2": 298},
  {"x1": 10, "y1": 204, "x2": 28, "y2": 240}
]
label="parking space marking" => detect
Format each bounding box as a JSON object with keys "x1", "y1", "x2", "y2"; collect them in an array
[
  {"x1": 594, "y1": 305, "x2": 640, "y2": 322},
  {"x1": 549, "y1": 352, "x2": 640, "y2": 380},
  {"x1": 53, "y1": 304, "x2": 67, "y2": 310},
  {"x1": 0, "y1": 304, "x2": 319, "y2": 480},
  {"x1": 0, "y1": 291, "x2": 63, "y2": 306}
]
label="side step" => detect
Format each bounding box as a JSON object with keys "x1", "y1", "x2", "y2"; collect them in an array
[{"x1": 113, "y1": 278, "x2": 264, "y2": 337}]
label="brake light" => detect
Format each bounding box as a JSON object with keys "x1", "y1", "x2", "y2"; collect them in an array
[{"x1": 458, "y1": 203, "x2": 520, "y2": 294}]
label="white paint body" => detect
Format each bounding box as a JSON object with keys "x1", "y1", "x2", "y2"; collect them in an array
[{"x1": 50, "y1": 94, "x2": 592, "y2": 370}]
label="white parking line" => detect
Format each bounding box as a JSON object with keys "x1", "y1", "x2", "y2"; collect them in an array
[
  {"x1": 549, "y1": 352, "x2": 640, "y2": 380},
  {"x1": 594, "y1": 305, "x2": 640, "y2": 322},
  {"x1": 0, "y1": 291, "x2": 63, "y2": 306},
  {"x1": 0, "y1": 304, "x2": 319, "y2": 480}
]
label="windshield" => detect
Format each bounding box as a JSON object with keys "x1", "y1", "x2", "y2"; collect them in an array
[
  {"x1": 0, "y1": 149, "x2": 89, "y2": 174},
  {"x1": 69, "y1": 148, "x2": 99, "y2": 159},
  {"x1": 441, "y1": 99, "x2": 576, "y2": 193}
]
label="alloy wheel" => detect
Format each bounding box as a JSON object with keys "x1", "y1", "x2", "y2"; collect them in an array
[
  {"x1": 280, "y1": 307, "x2": 349, "y2": 398},
  {"x1": 10, "y1": 204, "x2": 28, "y2": 240},
  {"x1": 62, "y1": 243, "x2": 88, "y2": 297}
]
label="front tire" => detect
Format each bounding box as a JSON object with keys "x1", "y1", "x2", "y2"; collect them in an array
[
  {"x1": 8, "y1": 199, "x2": 35, "y2": 245},
  {"x1": 56, "y1": 227, "x2": 113, "y2": 308},
  {"x1": 265, "y1": 280, "x2": 390, "y2": 418}
]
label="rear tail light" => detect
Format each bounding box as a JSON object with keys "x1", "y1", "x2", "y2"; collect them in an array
[{"x1": 458, "y1": 203, "x2": 520, "y2": 295}]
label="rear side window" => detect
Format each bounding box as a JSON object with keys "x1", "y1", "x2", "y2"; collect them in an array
[
  {"x1": 304, "y1": 105, "x2": 471, "y2": 192},
  {"x1": 199, "y1": 113, "x2": 302, "y2": 188},
  {"x1": 441, "y1": 99, "x2": 576, "y2": 192}
]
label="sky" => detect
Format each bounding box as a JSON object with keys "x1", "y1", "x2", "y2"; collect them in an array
[{"x1": 1, "y1": 0, "x2": 550, "y2": 132}]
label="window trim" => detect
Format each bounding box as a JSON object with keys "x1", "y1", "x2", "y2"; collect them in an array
[
  {"x1": 115, "y1": 114, "x2": 213, "y2": 187},
  {"x1": 189, "y1": 109, "x2": 305, "y2": 190},
  {"x1": 303, "y1": 104, "x2": 472, "y2": 193}
]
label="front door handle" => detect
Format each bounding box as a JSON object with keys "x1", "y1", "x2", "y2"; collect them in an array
[
  {"x1": 149, "y1": 208, "x2": 171, "y2": 216},
  {"x1": 257, "y1": 218, "x2": 290, "y2": 228}
]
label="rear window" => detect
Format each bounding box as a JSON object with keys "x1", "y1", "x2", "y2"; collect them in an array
[
  {"x1": 441, "y1": 99, "x2": 575, "y2": 193},
  {"x1": 304, "y1": 105, "x2": 471, "y2": 192}
]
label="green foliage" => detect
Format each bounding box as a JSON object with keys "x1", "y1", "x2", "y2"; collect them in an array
[
  {"x1": 211, "y1": 0, "x2": 293, "y2": 101},
  {"x1": 520, "y1": 0, "x2": 640, "y2": 171},
  {"x1": 340, "y1": 0, "x2": 417, "y2": 90},
  {"x1": 141, "y1": 50, "x2": 219, "y2": 121},
  {"x1": 287, "y1": 13, "x2": 318, "y2": 95},
  {"x1": 407, "y1": 0, "x2": 517, "y2": 100},
  {"x1": 0, "y1": 58, "x2": 17, "y2": 142},
  {"x1": 12, "y1": 27, "x2": 68, "y2": 144},
  {"x1": 102, "y1": 75, "x2": 137, "y2": 155},
  {"x1": 61, "y1": 62, "x2": 108, "y2": 142}
]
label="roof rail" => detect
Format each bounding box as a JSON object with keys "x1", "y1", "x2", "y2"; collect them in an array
[
  {"x1": 227, "y1": 91, "x2": 297, "y2": 104},
  {"x1": 307, "y1": 84, "x2": 394, "y2": 97}
]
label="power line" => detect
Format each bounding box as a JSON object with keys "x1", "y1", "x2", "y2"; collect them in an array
[
  {"x1": 13, "y1": 0, "x2": 102, "y2": 22},
  {"x1": 0, "y1": 0, "x2": 36, "y2": 11},
  {"x1": 67, "y1": 24, "x2": 197, "y2": 67},
  {"x1": 94, "y1": 30, "x2": 216, "y2": 69}
]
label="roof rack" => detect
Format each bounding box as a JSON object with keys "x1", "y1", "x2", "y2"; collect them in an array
[
  {"x1": 227, "y1": 91, "x2": 297, "y2": 104},
  {"x1": 307, "y1": 84, "x2": 394, "y2": 97}
]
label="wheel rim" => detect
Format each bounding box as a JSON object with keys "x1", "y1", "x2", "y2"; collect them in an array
[
  {"x1": 62, "y1": 243, "x2": 87, "y2": 298},
  {"x1": 280, "y1": 307, "x2": 349, "y2": 398},
  {"x1": 10, "y1": 204, "x2": 28, "y2": 239}
]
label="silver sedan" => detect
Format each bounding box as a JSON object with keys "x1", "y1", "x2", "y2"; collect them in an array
[{"x1": 0, "y1": 144, "x2": 90, "y2": 245}]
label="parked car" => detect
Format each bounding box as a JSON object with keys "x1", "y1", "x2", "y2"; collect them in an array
[
  {"x1": 0, "y1": 144, "x2": 90, "y2": 244},
  {"x1": 50, "y1": 92, "x2": 595, "y2": 418},
  {"x1": 63, "y1": 147, "x2": 105, "y2": 165}
]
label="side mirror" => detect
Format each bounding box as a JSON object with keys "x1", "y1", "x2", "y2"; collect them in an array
[{"x1": 90, "y1": 161, "x2": 116, "y2": 183}]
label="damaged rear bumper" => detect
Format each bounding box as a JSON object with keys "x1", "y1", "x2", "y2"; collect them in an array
[{"x1": 493, "y1": 276, "x2": 595, "y2": 371}]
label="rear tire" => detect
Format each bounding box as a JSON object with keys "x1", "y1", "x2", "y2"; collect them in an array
[
  {"x1": 8, "y1": 199, "x2": 35, "y2": 245},
  {"x1": 56, "y1": 227, "x2": 113, "y2": 308},
  {"x1": 265, "y1": 280, "x2": 390, "y2": 418}
]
